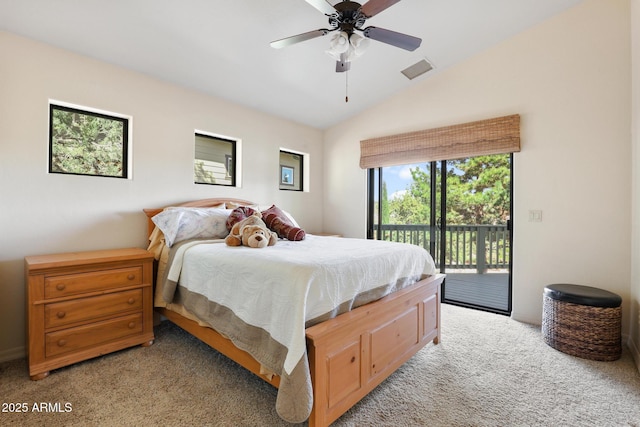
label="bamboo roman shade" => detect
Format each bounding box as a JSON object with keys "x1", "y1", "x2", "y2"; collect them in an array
[{"x1": 359, "y1": 114, "x2": 520, "y2": 169}]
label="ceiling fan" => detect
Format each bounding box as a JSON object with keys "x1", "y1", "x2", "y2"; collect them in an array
[{"x1": 270, "y1": 0, "x2": 421, "y2": 73}]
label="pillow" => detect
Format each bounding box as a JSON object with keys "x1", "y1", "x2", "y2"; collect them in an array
[
  {"x1": 258, "y1": 205, "x2": 300, "y2": 228},
  {"x1": 152, "y1": 207, "x2": 231, "y2": 247},
  {"x1": 226, "y1": 206, "x2": 258, "y2": 231},
  {"x1": 261, "y1": 205, "x2": 305, "y2": 241}
]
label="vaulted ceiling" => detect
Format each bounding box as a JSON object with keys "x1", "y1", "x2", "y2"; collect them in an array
[{"x1": 0, "y1": 0, "x2": 583, "y2": 129}]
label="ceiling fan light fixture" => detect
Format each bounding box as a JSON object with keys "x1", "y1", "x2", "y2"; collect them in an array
[
  {"x1": 348, "y1": 33, "x2": 369, "y2": 59},
  {"x1": 325, "y1": 31, "x2": 369, "y2": 62},
  {"x1": 325, "y1": 31, "x2": 350, "y2": 60}
]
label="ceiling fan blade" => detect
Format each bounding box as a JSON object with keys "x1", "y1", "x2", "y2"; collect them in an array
[
  {"x1": 270, "y1": 29, "x2": 330, "y2": 49},
  {"x1": 362, "y1": 26, "x2": 421, "y2": 51},
  {"x1": 360, "y1": 0, "x2": 402, "y2": 18},
  {"x1": 305, "y1": 0, "x2": 336, "y2": 15}
]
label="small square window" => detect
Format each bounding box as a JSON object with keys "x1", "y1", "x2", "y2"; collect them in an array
[
  {"x1": 195, "y1": 133, "x2": 236, "y2": 186},
  {"x1": 49, "y1": 103, "x2": 129, "y2": 178},
  {"x1": 279, "y1": 150, "x2": 303, "y2": 191}
]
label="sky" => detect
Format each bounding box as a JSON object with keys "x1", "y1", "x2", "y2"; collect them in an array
[{"x1": 383, "y1": 163, "x2": 429, "y2": 200}]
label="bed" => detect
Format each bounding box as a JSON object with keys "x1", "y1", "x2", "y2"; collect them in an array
[{"x1": 143, "y1": 198, "x2": 445, "y2": 426}]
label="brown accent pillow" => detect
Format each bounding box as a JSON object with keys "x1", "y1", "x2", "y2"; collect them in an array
[
  {"x1": 261, "y1": 205, "x2": 305, "y2": 241},
  {"x1": 226, "y1": 206, "x2": 257, "y2": 231}
]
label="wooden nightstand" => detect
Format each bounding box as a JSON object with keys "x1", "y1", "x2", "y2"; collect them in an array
[{"x1": 25, "y1": 248, "x2": 155, "y2": 380}]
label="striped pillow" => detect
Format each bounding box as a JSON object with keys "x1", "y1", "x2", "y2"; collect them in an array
[{"x1": 261, "y1": 205, "x2": 305, "y2": 241}]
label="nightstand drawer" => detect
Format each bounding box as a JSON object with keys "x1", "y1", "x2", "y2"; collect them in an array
[
  {"x1": 45, "y1": 313, "x2": 143, "y2": 358},
  {"x1": 44, "y1": 289, "x2": 143, "y2": 329},
  {"x1": 44, "y1": 266, "x2": 143, "y2": 299}
]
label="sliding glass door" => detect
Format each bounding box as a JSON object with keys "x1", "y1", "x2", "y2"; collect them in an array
[
  {"x1": 440, "y1": 155, "x2": 512, "y2": 314},
  {"x1": 368, "y1": 154, "x2": 512, "y2": 315}
]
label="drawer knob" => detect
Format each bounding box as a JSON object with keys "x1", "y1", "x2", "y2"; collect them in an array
[
  {"x1": 128, "y1": 322, "x2": 136, "y2": 329},
  {"x1": 56, "y1": 284, "x2": 66, "y2": 291},
  {"x1": 127, "y1": 274, "x2": 135, "y2": 280},
  {"x1": 56, "y1": 311, "x2": 66, "y2": 319},
  {"x1": 57, "y1": 339, "x2": 67, "y2": 347},
  {"x1": 127, "y1": 298, "x2": 135, "y2": 305}
]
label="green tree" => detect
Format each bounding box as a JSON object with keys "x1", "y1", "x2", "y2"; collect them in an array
[
  {"x1": 387, "y1": 165, "x2": 433, "y2": 224},
  {"x1": 384, "y1": 154, "x2": 510, "y2": 226},
  {"x1": 381, "y1": 181, "x2": 390, "y2": 223},
  {"x1": 51, "y1": 109, "x2": 125, "y2": 177},
  {"x1": 447, "y1": 155, "x2": 510, "y2": 225}
]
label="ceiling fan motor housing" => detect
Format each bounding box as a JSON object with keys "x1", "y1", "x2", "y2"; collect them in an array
[{"x1": 329, "y1": 1, "x2": 367, "y2": 35}]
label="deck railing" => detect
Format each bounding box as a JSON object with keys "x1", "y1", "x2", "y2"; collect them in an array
[{"x1": 374, "y1": 224, "x2": 509, "y2": 272}]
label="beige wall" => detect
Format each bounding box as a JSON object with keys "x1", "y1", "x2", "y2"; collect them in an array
[
  {"x1": 0, "y1": 32, "x2": 324, "y2": 360},
  {"x1": 631, "y1": 0, "x2": 640, "y2": 370},
  {"x1": 324, "y1": 0, "x2": 633, "y2": 347}
]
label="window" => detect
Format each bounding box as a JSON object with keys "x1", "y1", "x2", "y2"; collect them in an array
[
  {"x1": 194, "y1": 133, "x2": 236, "y2": 186},
  {"x1": 49, "y1": 103, "x2": 130, "y2": 178},
  {"x1": 279, "y1": 150, "x2": 303, "y2": 191}
]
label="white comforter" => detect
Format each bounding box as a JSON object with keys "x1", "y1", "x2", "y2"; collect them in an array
[{"x1": 166, "y1": 234, "x2": 436, "y2": 375}]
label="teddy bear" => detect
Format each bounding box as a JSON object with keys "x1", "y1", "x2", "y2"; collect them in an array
[{"x1": 225, "y1": 212, "x2": 277, "y2": 248}]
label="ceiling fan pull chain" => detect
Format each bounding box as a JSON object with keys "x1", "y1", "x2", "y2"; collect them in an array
[{"x1": 345, "y1": 69, "x2": 349, "y2": 103}]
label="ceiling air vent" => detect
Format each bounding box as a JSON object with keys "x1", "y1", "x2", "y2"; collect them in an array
[{"x1": 401, "y1": 58, "x2": 433, "y2": 80}]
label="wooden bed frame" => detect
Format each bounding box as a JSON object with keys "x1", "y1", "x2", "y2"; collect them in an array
[{"x1": 144, "y1": 198, "x2": 445, "y2": 426}]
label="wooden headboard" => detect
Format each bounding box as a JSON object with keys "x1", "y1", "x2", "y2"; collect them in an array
[{"x1": 143, "y1": 197, "x2": 255, "y2": 238}]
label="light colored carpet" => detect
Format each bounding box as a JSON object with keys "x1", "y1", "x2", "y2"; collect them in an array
[{"x1": 2, "y1": 304, "x2": 640, "y2": 426}]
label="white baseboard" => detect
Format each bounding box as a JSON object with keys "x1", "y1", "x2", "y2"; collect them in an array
[{"x1": 0, "y1": 346, "x2": 25, "y2": 363}]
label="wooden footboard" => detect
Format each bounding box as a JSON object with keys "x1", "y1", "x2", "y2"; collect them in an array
[
  {"x1": 305, "y1": 273, "x2": 444, "y2": 426},
  {"x1": 157, "y1": 273, "x2": 443, "y2": 427}
]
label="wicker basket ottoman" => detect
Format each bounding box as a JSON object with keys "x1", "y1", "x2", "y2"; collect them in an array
[{"x1": 542, "y1": 284, "x2": 622, "y2": 361}]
